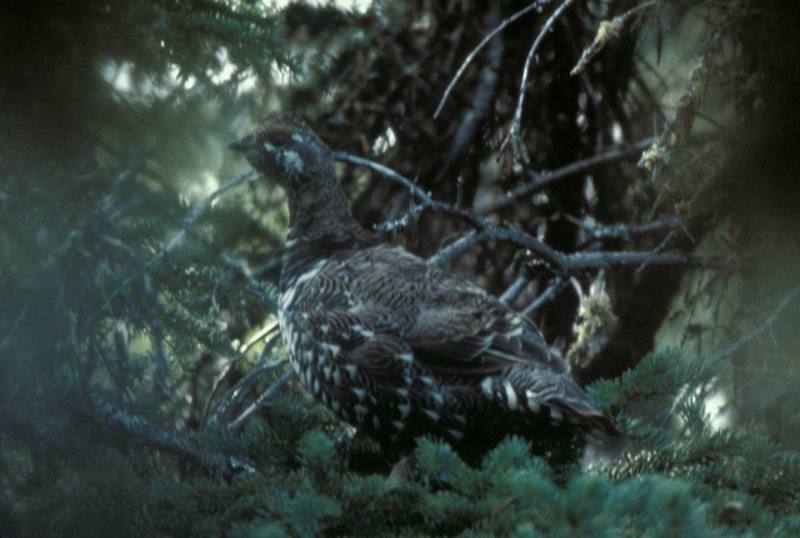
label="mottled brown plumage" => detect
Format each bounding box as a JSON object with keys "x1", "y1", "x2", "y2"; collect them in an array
[{"x1": 229, "y1": 114, "x2": 615, "y2": 456}]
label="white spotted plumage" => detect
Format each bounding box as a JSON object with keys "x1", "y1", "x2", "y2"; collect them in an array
[
  {"x1": 504, "y1": 381, "x2": 518, "y2": 411},
  {"x1": 231, "y1": 115, "x2": 617, "y2": 453}
]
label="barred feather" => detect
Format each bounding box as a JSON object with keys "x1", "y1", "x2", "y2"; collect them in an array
[{"x1": 230, "y1": 115, "x2": 617, "y2": 454}]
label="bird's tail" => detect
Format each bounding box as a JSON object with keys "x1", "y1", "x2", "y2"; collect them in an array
[
  {"x1": 524, "y1": 367, "x2": 620, "y2": 436},
  {"x1": 563, "y1": 405, "x2": 620, "y2": 436}
]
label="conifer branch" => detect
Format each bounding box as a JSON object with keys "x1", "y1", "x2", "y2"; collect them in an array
[
  {"x1": 93, "y1": 170, "x2": 255, "y2": 322},
  {"x1": 162, "y1": 170, "x2": 256, "y2": 260},
  {"x1": 94, "y1": 401, "x2": 261, "y2": 479}
]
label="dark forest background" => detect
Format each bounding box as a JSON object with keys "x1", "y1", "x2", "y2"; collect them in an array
[{"x1": 2, "y1": 1, "x2": 800, "y2": 536}]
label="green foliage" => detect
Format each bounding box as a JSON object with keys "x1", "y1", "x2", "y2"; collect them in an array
[
  {"x1": 135, "y1": 350, "x2": 800, "y2": 537},
  {"x1": 143, "y1": 426, "x2": 795, "y2": 536},
  {"x1": 3, "y1": 191, "x2": 799, "y2": 534}
]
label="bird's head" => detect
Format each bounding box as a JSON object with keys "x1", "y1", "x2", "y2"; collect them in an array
[
  {"x1": 228, "y1": 114, "x2": 335, "y2": 195},
  {"x1": 228, "y1": 114, "x2": 360, "y2": 235}
]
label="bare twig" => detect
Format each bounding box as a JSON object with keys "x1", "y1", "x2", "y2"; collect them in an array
[
  {"x1": 571, "y1": 0, "x2": 657, "y2": 76},
  {"x1": 161, "y1": 170, "x2": 255, "y2": 261},
  {"x1": 510, "y1": 0, "x2": 577, "y2": 169},
  {"x1": 634, "y1": 229, "x2": 677, "y2": 276},
  {"x1": 479, "y1": 138, "x2": 656, "y2": 214},
  {"x1": 428, "y1": 230, "x2": 485, "y2": 266},
  {"x1": 717, "y1": 284, "x2": 800, "y2": 359},
  {"x1": 210, "y1": 358, "x2": 289, "y2": 427},
  {"x1": 374, "y1": 203, "x2": 427, "y2": 233},
  {"x1": 438, "y1": 2, "x2": 504, "y2": 178},
  {"x1": 570, "y1": 215, "x2": 683, "y2": 241},
  {"x1": 500, "y1": 273, "x2": 531, "y2": 304},
  {"x1": 335, "y1": 152, "x2": 484, "y2": 229},
  {"x1": 429, "y1": 225, "x2": 690, "y2": 271},
  {"x1": 558, "y1": 246, "x2": 690, "y2": 271},
  {"x1": 228, "y1": 370, "x2": 293, "y2": 432},
  {"x1": 338, "y1": 152, "x2": 693, "y2": 273},
  {"x1": 206, "y1": 329, "x2": 283, "y2": 422},
  {"x1": 202, "y1": 323, "x2": 280, "y2": 425},
  {"x1": 250, "y1": 251, "x2": 284, "y2": 277},
  {"x1": 0, "y1": 301, "x2": 30, "y2": 351},
  {"x1": 522, "y1": 277, "x2": 564, "y2": 316},
  {"x1": 433, "y1": 1, "x2": 548, "y2": 119},
  {"x1": 335, "y1": 152, "x2": 434, "y2": 205}
]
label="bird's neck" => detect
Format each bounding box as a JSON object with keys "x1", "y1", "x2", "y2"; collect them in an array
[
  {"x1": 280, "y1": 224, "x2": 377, "y2": 294},
  {"x1": 287, "y1": 182, "x2": 369, "y2": 239},
  {"x1": 280, "y1": 181, "x2": 377, "y2": 293}
]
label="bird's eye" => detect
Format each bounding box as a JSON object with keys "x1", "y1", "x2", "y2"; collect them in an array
[{"x1": 271, "y1": 132, "x2": 294, "y2": 147}]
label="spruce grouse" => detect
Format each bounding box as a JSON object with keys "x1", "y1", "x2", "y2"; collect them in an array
[{"x1": 229, "y1": 115, "x2": 615, "y2": 457}]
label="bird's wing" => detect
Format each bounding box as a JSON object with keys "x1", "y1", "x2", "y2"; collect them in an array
[
  {"x1": 342, "y1": 246, "x2": 614, "y2": 431},
  {"x1": 341, "y1": 246, "x2": 570, "y2": 377},
  {"x1": 288, "y1": 245, "x2": 613, "y2": 432}
]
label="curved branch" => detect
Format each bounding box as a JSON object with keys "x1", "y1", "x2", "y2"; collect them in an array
[
  {"x1": 335, "y1": 152, "x2": 694, "y2": 273},
  {"x1": 433, "y1": 1, "x2": 546, "y2": 119},
  {"x1": 479, "y1": 138, "x2": 655, "y2": 214},
  {"x1": 510, "y1": 0, "x2": 577, "y2": 168}
]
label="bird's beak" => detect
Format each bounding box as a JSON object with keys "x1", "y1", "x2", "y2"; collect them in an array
[{"x1": 227, "y1": 135, "x2": 256, "y2": 153}]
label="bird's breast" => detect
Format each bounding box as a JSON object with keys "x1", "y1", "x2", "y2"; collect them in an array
[{"x1": 279, "y1": 308, "x2": 359, "y2": 415}]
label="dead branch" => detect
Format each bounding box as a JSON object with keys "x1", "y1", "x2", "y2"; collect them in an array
[
  {"x1": 510, "y1": 0, "x2": 577, "y2": 170},
  {"x1": 228, "y1": 371, "x2": 293, "y2": 432},
  {"x1": 438, "y1": 2, "x2": 504, "y2": 177},
  {"x1": 571, "y1": 216, "x2": 683, "y2": 241},
  {"x1": 570, "y1": 0, "x2": 657, "y2": 76},
  {"x1": 336, "y1": 152, "x2": 694, "y2": 273},
  {"x1": 203, "y1": 325, "x2": 281, "y2": 426},
  {"x1": 430, "y1": 226, "x2": 691, "y2": 271},
  {"x1": 522, "y1": 277, "x2": 565, "y2": 316},
  {"x1": 500, "y1": 273, "x2": 531, "y2": 304},
  {"x1": 717, "y1": 284, "x2": 800, "y2": 359},
  {"x1": 433, "y1": 1, "x2": 549, "y2": 119},
  {"x1": 479, "y1": 138, "x2": 655, "y2": 214}
]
